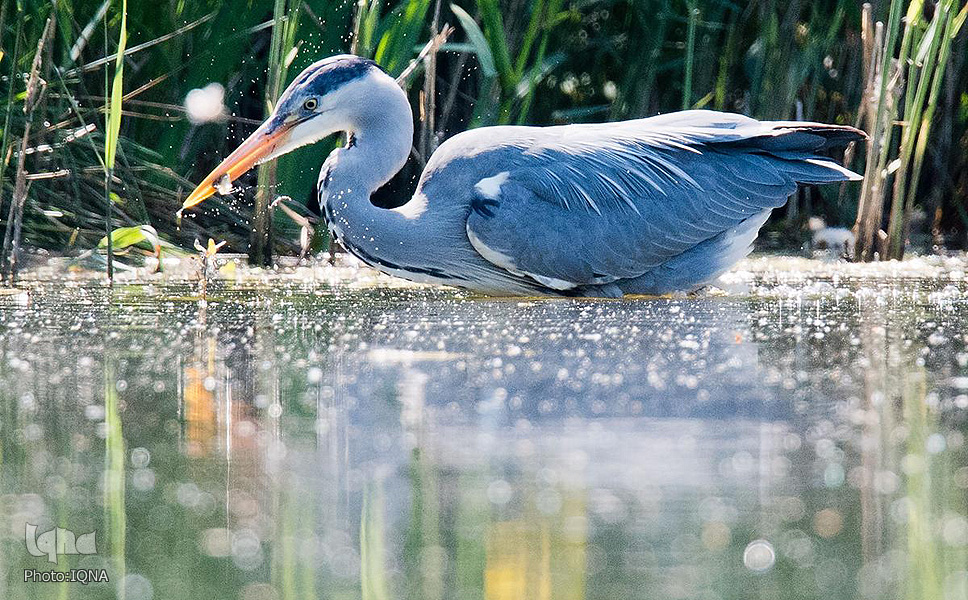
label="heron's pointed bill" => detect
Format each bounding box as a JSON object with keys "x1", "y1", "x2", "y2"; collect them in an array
[{"x1": 181, "y1": 118, "x2": 292, "y2": 211}]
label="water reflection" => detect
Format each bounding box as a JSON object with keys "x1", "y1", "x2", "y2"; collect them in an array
[{"x1": 0, "y1": 267, "x2": 966, "y2": 600}]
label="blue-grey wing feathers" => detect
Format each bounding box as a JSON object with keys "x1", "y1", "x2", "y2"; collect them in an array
[{"x1": 462, "y1": 110, "x2": 863, "y2": 293}]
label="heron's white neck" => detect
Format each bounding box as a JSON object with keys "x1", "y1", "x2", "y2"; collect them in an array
[
  {"x1": 321, "y1": 73, "x2": 428, "y2": 265},
  {"x1": 326, "y1": 73, "x2": 414, "y2": 194}
]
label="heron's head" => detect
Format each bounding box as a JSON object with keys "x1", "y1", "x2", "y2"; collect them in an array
[{"x1": 181, "y1": 55, "x2": 392, "y2": 210}]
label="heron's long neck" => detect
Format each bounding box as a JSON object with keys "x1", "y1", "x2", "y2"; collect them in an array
[
  {"x1": 332, "y1": 86, "x2": 414, "y2": 193},
  {"x1": 322, "y1": 77, "x2": 419, "y2": 256}
]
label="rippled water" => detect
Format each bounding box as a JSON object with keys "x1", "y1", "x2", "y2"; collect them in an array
[{"x1": 1, "y1": 256, "x2": 967, "y2": 600}]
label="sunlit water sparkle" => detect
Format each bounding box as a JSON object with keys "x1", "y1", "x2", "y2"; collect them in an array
[{"x1": 1, "y1": 255, "x2": 966, "y2": 600}]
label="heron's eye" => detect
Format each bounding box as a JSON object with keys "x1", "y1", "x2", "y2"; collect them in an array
[{"x1": 303, "y1": 98, "x2": 319, "y2": 111}]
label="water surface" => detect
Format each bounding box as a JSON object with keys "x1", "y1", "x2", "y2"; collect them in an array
[{"x1": 1, "y1": 256, "x2": 967, "y2": 600}]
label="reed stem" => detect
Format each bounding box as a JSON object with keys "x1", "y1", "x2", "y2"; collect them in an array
[
  {"x1": 683, "y1": 1, "x2": 698, "y2": 110},
  {"x1": 2, "y1": 16, "x2": 54, "y2": 282}
]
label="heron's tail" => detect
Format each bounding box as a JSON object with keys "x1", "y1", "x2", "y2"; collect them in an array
[
  {"x1": 651, "y1": 110, "x2": 866, "y2": 184},
  {"x1": 730, "y1": 120, "x2": 866, "y2": 184}
]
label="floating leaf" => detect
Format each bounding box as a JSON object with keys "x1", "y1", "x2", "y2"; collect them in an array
[{"x1": 98, "y1": 225, "x2": 159, "y2": 250}]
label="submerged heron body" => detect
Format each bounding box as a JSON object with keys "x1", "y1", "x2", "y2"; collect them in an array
[{"x1": 183, "y1": 55, "x2": 864, "y2": 297}]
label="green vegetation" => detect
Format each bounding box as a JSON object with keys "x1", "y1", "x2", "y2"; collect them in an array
[
  {"x1": 102, "y1": 0, "x2": 128, "y2": 279},
  {"x1": 856, "y1": 0, "x2": 968, "y2": 260},
  {"x1": 0, "y1": 0, "x2": 966, "y2": 272}
]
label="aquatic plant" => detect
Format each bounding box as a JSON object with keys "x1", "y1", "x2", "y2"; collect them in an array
[
  {"x1": 0, "y1": 15, "x2": 54, "y2": 281},
  {"x1": 102, "y1": 0, "x2": 128, "y2": 280},
  {"x1": 855, "y1": 0, "x2": 968, "y2": 261}
]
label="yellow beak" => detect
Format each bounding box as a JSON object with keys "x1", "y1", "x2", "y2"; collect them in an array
[{"x1": 180, "y1": 118, "x2": 294, "y2": 211}]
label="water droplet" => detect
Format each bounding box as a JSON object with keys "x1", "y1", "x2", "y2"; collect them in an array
[{"x1": 743, "y1": 539, "x2": 776, "y2": 572}]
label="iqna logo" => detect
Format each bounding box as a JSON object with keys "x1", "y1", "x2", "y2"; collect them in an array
[{"x1": 24, "y1": 523, "x2": 97, "y2": 563}]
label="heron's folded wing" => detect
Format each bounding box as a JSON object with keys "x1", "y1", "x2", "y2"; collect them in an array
[{"x1": 464, "y1": 113, "x2": 860, "y2": 289}]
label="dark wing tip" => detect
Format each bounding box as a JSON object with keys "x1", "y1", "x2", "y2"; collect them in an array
[{"x1": 775, "y1": 123, "x2": 868, "y2": 149}]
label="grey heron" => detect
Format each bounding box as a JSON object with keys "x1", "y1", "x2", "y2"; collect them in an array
[{"x1": 182, "y1": 55, "x2": 864, "y2": 297}]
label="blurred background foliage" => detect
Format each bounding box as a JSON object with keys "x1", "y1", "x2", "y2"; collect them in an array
[{"x1": 0, "y1": 0, "x2": 966, "y2": 268}]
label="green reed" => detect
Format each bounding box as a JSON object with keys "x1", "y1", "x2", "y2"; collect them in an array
[
  {"x1": 0, "y1": 0, "x2": 966, "y2": 266},
  {"x1": 250, "y1": 0, "x2": 300, "y2": 266},
  {"x1": 885, "y1": 0, "x2": 967, "y2": 259},
  {"x1": 103, "y1": 0, "x2": 128, "y2": 280},
  {"x1": 855, "y1": 0, "x2": 968, "y2": 260}
]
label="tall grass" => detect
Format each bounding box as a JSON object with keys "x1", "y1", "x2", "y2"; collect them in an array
[
  {"x1": 886, "y1": 0, "x2": 967, "y2": 259},
  {"x1": 103, "y1": 0, "x2": 128, "y2": 280},
  {"x1": 0, "y1": 0, "x2": 966, "y2": 266},
  {"x1": 682, "y1": 1, "x2": 698, "y2": 110},
  {"x1": 0, "y1": 15, "x2": 54, "y2": 282},
  {"x1": 452, "y1": 0, "x2": 567, "y2": 125},
  {"x1": 854, "y1": 0, "x2": 968, "y2": 260},
  {"x1": 250, "y1": 0, "x2": 300, "y2": 266},
  {"x1": 854, "y1": 0, "x2": 905, "y2": 261}
]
